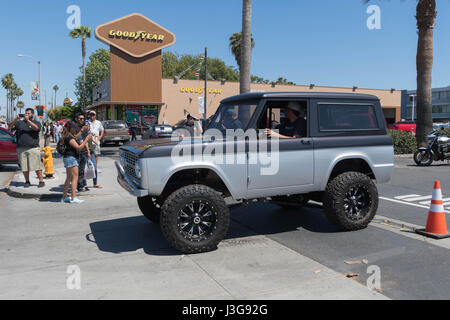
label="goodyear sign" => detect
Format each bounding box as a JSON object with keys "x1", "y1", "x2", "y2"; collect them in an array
[
  {"x1": 180, "y1": 88, "x2": 223, "y2": 94},
  {"x1": 108, "y1": 30, "x2": 165, "y2": 42}
]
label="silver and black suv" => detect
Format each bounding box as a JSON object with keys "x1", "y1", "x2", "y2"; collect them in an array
[{"x1": 115, "y1": 92, "x2": 394, "y2": 253}]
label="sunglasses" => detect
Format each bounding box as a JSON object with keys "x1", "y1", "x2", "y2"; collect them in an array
[{"x1": 78, "y1": 118, "x2": 85, "y2": 121}]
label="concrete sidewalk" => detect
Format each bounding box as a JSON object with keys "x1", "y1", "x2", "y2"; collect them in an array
[{"x1": 7, "y1": 153, "x2": 117, "y2": 200}]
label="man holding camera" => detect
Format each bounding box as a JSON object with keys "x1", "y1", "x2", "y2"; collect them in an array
[{"x1": 9, "y1": 108, "x2": 45, "y2": 188}]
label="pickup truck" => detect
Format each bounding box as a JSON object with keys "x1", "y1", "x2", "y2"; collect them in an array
[{"x1": 115, "y1": 92, "x2": 394, "y2": 253}]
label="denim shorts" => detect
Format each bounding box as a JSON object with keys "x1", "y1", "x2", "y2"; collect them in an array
[{"x1": 63, "y1": 156, "x2": 79, "y2": 168}]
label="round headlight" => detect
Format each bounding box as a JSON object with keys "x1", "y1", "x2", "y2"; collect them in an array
[
  {"x1": 120, "y1": 153, "x2": 126, "y2": 166},
  {"x1": 135, "y1": 162, "x2": 142, "y2": 179}
]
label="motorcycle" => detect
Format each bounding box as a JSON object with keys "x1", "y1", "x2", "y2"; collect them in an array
[{"x1": 413, "y1": 130, "x2": 450, "y2": 166}]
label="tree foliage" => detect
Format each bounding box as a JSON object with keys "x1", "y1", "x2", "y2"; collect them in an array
[
  {"x1": 162, "y1": 52, "x2": 239, "y2": 81},
  {"x1": 74, "y1": 48, "x2": 110, "y2": 106}
]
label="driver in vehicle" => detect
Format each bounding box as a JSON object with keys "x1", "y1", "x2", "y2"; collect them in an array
[
  {"x1": 265, "y1": 102, "x2": 307, "y2": 138},
  {"x1": 221, "y1": 109, "x2": 243, "y2": 130}
]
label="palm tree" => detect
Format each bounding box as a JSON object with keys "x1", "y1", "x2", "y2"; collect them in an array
[
  {"x1": 53, "y1": 85, "x2": 59, "y2": 108},
  {"x1": 7, "y1": 84, "x2": 23, "y2": 118},
  {"x1": 229, "y1": 32, "x2": 255, "y2": 68},
  {"x1": 69, "y1": 26, "x2": 91, "y2": 105},
  {"x1": 240, "y1": 0, "x2": 253, "y2": 94},
  {"x1": 16, "y1": 101, "x2": 24, "y2": 115},
  {"x1": 365, "y1": 0, "x2": 436, "y2": 146},
  {"x1": 1, "y1": 73, "x2": 14, "y2": 121}
]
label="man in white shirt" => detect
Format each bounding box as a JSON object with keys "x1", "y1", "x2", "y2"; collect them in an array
[
  {"x1": 55, "y1": 123, "x2": 63, "y2": 144},
  {"x1": 87, "y1": 111, "x2": 104, "y2": 166}
]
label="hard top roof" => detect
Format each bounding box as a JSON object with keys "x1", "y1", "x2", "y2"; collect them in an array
[{"x1": 221, "y1": 91, "x2": 379, "y2": 103}]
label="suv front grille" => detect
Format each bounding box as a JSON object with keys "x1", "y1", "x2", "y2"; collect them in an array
[{"x1": 123, "y1": 151, "x2": 140, "y2": 180}]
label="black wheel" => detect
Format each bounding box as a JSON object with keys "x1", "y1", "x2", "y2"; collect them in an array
[
  {"x1": 272, "y1": 195, "x2": 309, "y2": 208},
  {"x1": 414, "y1": 150, "x2": 433, "y2": 166},
  {"x1": 323, "y1": 172, "x2": 378, "y2": 231},
  {"x1": 137, "y1": 196, "x2": 161, "y2": 224},
  {"x1": 160, "y1": 184, "x2": 230, "y2": 254}
]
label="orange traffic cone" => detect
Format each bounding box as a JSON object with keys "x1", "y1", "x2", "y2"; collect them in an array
[{"x1": 416, "y1": 181, "x2": 450, "y2": 239}]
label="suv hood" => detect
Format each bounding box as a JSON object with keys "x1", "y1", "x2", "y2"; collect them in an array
[{"x1": 120, "y1": 137, "x2": 206, "y2": 158}]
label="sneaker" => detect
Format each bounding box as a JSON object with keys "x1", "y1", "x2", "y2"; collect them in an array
[
  {"x1": 61, "y1": 197, "x2": 70, "y2": 203},
  {"x1": 69, "y1": 198, "x2": 84, "y2": 204},
  {"x1": 24, "y1": 181, "x2": 31, "y2": 188},
  {"x1": 38, "y1": 181, "x2": 45, "y2": 188}
]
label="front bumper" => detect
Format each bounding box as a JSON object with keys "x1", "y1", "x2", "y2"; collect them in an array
[{"x1": 115, "y1": 161, "x2": 148, "y2": 197}]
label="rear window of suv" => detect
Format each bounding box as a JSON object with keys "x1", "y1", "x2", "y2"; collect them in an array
[
  {"x1": 318, "y1": 104, "x2": 379, "y2": 131},
  {"x1": 103, "y1": 121, "x2": 128, "y2": 129}
]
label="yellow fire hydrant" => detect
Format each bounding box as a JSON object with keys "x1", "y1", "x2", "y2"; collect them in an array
[{"x1": 41, "y1": 146, "x2": 56, "y2": 178}]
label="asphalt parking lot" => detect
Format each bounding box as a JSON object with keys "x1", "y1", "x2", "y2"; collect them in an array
[{"x1": 0, "y1": 147, "x2": 449, "y2": 299}]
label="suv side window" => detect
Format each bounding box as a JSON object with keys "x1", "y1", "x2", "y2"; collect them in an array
[
  {"x1": 318, "y1": 103, "x2": 379, "y2": 131},
  {"x1": 257, "y1": 100, "x2": 308, "y2": 138}
]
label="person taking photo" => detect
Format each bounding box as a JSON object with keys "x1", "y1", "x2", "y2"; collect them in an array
[{"x1": 59, "y1": 121, "x2": 92, "y2": 204}]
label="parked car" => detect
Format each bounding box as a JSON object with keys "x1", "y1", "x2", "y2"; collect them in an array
[
  {"x1": 101, "y1": 120, "x2": 131, "y2": 146},
  {"x1": 0, "y1": 127, "x2": 18, "y2": 166},
  {"x1": 433, "y1": 123, "x2": 450, "y2": 130},
  {"x1": 387, "y1": 121, "x2": 416, "y2": 133},
  {"x1": 115, "y1": 92, "x2": 394, "y2": 253},
  {"x1": 142, "y1": 124, "x2": 173, "y2": 139}
]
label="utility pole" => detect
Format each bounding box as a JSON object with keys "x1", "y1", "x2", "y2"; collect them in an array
[{"x1": 203, "y1": 47, "x2": 207, "y2": 121}]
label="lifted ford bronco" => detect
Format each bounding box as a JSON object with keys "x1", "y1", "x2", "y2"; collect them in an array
[{"x1": 116, "y1": 92, "x2": 394, "y2": 253}]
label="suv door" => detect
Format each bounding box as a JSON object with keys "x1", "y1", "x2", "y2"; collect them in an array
[{"x1": 246, "y1": 99, "x2": 314, "y2": 197}]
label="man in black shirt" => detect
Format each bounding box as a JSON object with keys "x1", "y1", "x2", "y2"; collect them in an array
[
  {"x1": 9, "y1": 108, "x2": 45, "y2": 188},
  {"x1": 75, "y1": 113, "x2": 90, "y2": 192},
  {"x1": 265, "y1": 102, "x2": 307, "y2": 139}
]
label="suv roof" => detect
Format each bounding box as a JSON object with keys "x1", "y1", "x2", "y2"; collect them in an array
[{"x1": 221, "y1": 91, "x2": 379, "y2": 103}]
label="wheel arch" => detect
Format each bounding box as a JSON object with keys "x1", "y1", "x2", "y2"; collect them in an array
[
  {"x1": 160, "y1": 166, "x2": 235, "y2": 198},
  {"x1": 324, "y1": 156, "x2": 376, "y2": 189}
]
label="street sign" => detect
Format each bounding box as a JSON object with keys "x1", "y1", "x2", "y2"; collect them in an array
[{"x1": 198, "y1": 96, "x2": 205, "y2": 115}]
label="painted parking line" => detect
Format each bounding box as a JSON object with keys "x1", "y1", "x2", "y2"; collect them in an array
[
  {"x1": 380, "y1": 196, "x2": 450, "y2": 214},
  {"x1": 394, "y1": 194, "x2": 421, "y2": 200},
  {"x1": 393, "y1": 194, "x2": 450, "y2": 210}
]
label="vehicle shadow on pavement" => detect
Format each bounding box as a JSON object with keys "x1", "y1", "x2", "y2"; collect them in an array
[
  {"x1": 88, "y1": 202, "x2": 339, "y2": 256},
  {"x1": 0, "y1": 165, "x2": 19, "y2": 172},
  {"x1": 88, "y1": 216, "x2": 180, "y2": 256},
  {"x1": 229, "y1": 202, "x2": 340, "y2": 235}
]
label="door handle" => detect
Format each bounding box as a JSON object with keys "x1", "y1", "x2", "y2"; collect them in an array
[{"x1": 301, "y1": 140, "x2": 311, "y2": 145}]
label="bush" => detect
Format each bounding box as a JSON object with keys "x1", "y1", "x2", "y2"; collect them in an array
[
  {"x1": 436, "y1": 127, "x2": 450, "y2": 137},
  {"x1": 388, "y1": 130, "x2": 417, "y2": 154}
]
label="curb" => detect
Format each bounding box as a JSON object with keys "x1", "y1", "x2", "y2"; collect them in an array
[{"x1": 394, "y1": 154, "x2": 413, "y2": 159}]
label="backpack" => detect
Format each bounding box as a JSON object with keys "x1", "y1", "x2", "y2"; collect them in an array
[{"x1": 56, "y1": 141, "x2": 66, "y2": 155}]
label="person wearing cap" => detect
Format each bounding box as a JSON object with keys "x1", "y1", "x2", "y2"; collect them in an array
[
  {"x1": 265, "y1": 102, "x2": 307, "y2": 138},
  {"x1": 181, "y1": 113, "x2": 200, "y2": 137},
  {"x1": 221, "y1": 109, "x2": 243, "y2": 130}
]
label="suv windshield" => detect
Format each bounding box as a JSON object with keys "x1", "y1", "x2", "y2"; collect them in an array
[{"x1": 208, "y1": 101, "x2": 258, "y2": 132}]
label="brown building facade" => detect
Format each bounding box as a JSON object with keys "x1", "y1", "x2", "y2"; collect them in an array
[{"x1": 91, "y1": 78, "x2": 402, "y2": 126}]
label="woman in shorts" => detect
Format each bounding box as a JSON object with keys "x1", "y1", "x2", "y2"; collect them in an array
[{"x1": 59, "y1": 121, "x2": 92, "y2": 204}]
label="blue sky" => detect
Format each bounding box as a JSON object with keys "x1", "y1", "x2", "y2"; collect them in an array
[{"x1": 1, "y1": 0, "x2": 450, "y2": 116}]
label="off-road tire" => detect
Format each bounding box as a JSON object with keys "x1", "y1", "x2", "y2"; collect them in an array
[
  {"x1": 323, "y1": 172, "x2": 378, "y2": 231},
  {"x1": 160, "y1": 184, "x2": 230, "y2": 254},
  {"x1": 272, "y1": 195, "x2": 310, "y2": 208},
  {"x1": 137, "y1": 196, "x2": 161, "y2": 224}
]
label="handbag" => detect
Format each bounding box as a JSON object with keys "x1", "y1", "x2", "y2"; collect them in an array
[{"x1": 84, "y1": 159, "x2": 96, "y2": 180}]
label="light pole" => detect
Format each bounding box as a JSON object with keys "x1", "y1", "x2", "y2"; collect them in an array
[
  {"x1": 17, "y1": 54, "x2": 41, "y2": 106},
  {"x1": 409, "y1": 94, "x2": 416, "y2": 122}
]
